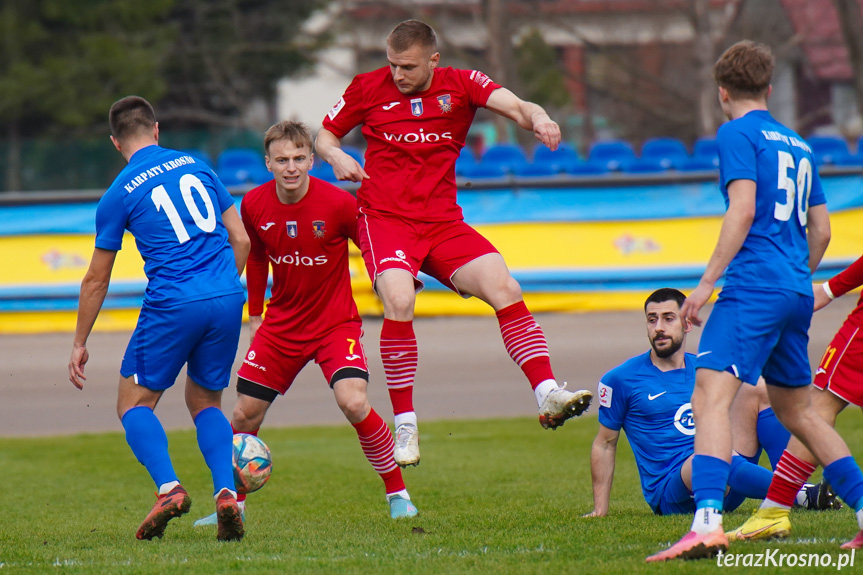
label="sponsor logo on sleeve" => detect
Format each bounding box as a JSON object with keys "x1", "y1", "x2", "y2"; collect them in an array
[
  {"x1": 327, "y1": 97, "x2": 345, "y2": 120},
  {"x1": 598, "y1": 382, "x2": 612, "y2": 408},
  {"x1": 469, "y1": 70, "x2": 493, "y2": 88}
]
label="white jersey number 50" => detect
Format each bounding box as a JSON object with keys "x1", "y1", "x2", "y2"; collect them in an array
[
  {"x1": 774, "y1": 150, "x2": 812, "y2": 226},
  {"x1": 151, "y1": 174, "x2": 217, "y2": 243}
]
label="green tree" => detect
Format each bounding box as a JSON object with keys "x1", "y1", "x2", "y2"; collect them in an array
[
  {"x1": 0, "y1": 0, "x2": 175, "y2": 191},
  {"x1": 515, "y1": 28, "x2": 570, "y2": 111}
]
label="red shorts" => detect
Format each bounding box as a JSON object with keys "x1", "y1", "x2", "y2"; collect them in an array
[
  {"x1": 813, "y1": 319, "x2": 863, "y2": 406},
  {"x1": 357, "y1": 209, "x2": 498, "y2": 294},
  {"x1": 236, "y1": 322, "x2": 368, "y2": 395}
]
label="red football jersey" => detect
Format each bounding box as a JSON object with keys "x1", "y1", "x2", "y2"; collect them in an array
[
  {"x1": 241, "y1": 177, "x2": 360, "y2": 341},
  {"x1": 322, "y1": 66, "x2": 501, "y2": 222},
  {"x1": 828, "y1": 254, "x2": 863, "y2": 327}
]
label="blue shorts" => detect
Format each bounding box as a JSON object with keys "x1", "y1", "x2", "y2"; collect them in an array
[
  {"x1": 653, "y1": 466, "x2": 695, "y2": 515},
  {"x1": 697, "y1": 288, "x2": 812, "y2": 388},
  {"x1": 121, "y1": 292, "x2": 244, "y2": 391}
]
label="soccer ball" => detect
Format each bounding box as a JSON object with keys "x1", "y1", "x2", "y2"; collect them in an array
[{"x1": 232, "y1": 433, "x2": 272, "y2": 494}]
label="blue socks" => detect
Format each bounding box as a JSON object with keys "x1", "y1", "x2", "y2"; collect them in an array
[
  {"x1": 194, "y1": 407, "x2": 236, "y2": 496},
  {"x1": 693, "y1": 454, "x2": 731, "y2": 509},
  {"x1": 727, "y1": 454, "x2": 772, "y2": 498},
  {"x1": 122, "y1": 406, "x2": 178, "y2": 488},
  {"x1": 755, "y1": 407, "x2": 791, "y2": 470},
  {"x1": 824, "y1": 456, "x2": 863, "y2": 513}
]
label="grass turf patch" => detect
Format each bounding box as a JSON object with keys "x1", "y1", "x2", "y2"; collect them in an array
[{"x1": 1, "y1": 413, "x2": 861, "y2": 574}]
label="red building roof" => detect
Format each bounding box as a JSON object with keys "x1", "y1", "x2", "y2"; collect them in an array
[{"x1": 780, "y1": 0, "x2": 863, "y2": 80}]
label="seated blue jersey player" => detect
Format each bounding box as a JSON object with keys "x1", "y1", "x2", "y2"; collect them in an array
[
  {"x1": 586, "y1": 288, "x2": 837, "y2": 518},
  {"x1": 67, "y1": 96, "x2": 251, "y2": 542},
  {"x1": 648, "y1": 41, "x2": 863, "y2": 562}
]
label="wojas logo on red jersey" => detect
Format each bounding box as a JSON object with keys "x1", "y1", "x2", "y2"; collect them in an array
[
  {"x1": 268, "y1": 251, "x2": 328, "y2": 266},
  {"x1": 383, "y1": 129, "x2": 452, "y2": 144}
]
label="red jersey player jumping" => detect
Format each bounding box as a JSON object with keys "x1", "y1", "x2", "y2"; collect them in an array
[
  {"x1": 727, "y1": 255, "x2": 863, "y2": 549},
  {"x1": 194, "y1": 121, "x2": 418, "y2": 527},
  {"x1": 316, "y1": 19, "x2": 593, "y2": 467}
]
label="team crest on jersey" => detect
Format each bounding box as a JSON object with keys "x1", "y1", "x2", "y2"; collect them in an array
[
  {"x1": 286, "y1": 221, "x2": 298, "y2": 238},
  {"x1": 437, "y1": 94, "x2": 452, "y2": 113},
  {"x1": 312, "y1": 220, "x2": 326, "y2": 238},
  {"x1": 410, "y1": 98, "x2": 424, "y2": 117}
]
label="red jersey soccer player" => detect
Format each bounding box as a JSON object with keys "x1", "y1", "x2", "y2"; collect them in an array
[
  {"x1": 726, "y1": 255, "x2": 863, "y2": 549},
  {"x1": 194, "y1": 121, "x2": 418, "y2": 526},
  {"x1": 317, "y1": 19, "x2": 593, "y2": 467}
]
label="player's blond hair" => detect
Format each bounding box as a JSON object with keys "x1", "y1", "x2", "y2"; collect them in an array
[
  {"x1": 713, "y1": 40, "x2": 773, "y2": 100},
  {"x1": 109, "y1": 96, "x2": 156, "y2": 141},
  {"x1": 387, "y1": 19, "x2": 437, "y2": 54},
  {"x1": 264, "y1": 121, "x2": 313, "y2": 154}
]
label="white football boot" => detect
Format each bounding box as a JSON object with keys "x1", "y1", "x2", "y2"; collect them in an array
[
  {"x1": 538, "y1": 384, "x2": 593, "y2": 429},
  {"x1": 394, "y1": 423, "x2": 420, "y2": 467}
]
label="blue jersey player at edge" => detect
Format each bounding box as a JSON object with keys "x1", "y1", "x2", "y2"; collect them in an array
[
  {"x1": 647, "y1": 41, "x2": 863, "y2": 562},
  {"x1": 67, "y1": 96, "x2": 251, "y2": 543},
  {"x1": 587, "y1": 288, "x2": 808, "y2": 518}
]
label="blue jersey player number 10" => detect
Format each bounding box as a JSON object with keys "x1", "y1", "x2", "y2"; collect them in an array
[{"x1": 151, "y1": 174, "x2": 218, "y2": 243}]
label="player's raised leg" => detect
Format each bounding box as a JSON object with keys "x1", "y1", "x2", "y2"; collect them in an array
[
  {"x1": 333, "y1": 376, "x2": 418, "y2": 518},
  {"x1": 117, "y1": 377, "x2": 191, "y2": 541},
  {"x1": 452, "y1": 253, "x2": 593, "y2": 429},
  {"x1": 375, "y1": 269, "x2": 422, "y2": 467}
]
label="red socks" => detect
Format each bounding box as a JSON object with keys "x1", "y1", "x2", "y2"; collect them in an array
[
  {"x1": 766, "y1": 450, "x2": 816, "y2": 507},
  {"x1": 353, "y1": 408, "x2": 404, "y2": 494},
  {"x1": 496, "y1": 301, "x2": 554, "y2": 389},
  {"x1": 380, "y1": 318, "x2": 418, "y2": 416}
]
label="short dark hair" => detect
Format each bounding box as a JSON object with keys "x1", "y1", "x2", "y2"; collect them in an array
[
  {"x1": 264, "y1": 120, "x2": 313, "y2": 154},
  {"x1": 713, "y1": 40, "x2": 773, "y2": 100},
  {"x1": 644, "y1": 288, "x2": 687, "y2": 311},
  {"x1": 387, "y1": 19, "x2": 437, "y2": 54},
  {"x1": 109, "y1": 96, "x2": 156, "y2": 141}
]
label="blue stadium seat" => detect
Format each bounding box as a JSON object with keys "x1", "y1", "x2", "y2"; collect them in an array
[
  {"x1": 588, "y1": 140, "x2": 636, "y2": 171},
  {"x1": 455, "y1": 147, "x2": 478, "y2": 176},
  {"x1": 460, "y1": 162, "x2": 509, "y2": 179},
  {"x1": 217, "y1": 148, "x2": 267, "y2": 185},
  {"x1": 180, "y1": 148, "x2": 215, "y2": 169},
  {"x1": 479, "y1": 143, "x2": 528, "y2": 174},
  {"x1": 309, "y1": 161, "x2": 338, "y2": 182},
  {"x1": 676, "y1": 156, "x2": 719, "y2": 172},
  {"x1": 564, "y1": 160, "x2": 609, "y2": 176},
  {"x1": 342, "y1": 145, "x2": 365, "y2": 166},
  {"x1": 513, "y1": 162, "x2": 559, "y2": 177},
  {"x1": 693, "y1": 137, "x2": 719, "y2": 164},
  {"x1": 621, "y1": 158, "x2": 668, "y2": 174},
  {"x1": 807, "y1": 136, "x2": 852, "y2": 166},
  {"x1": 532, "y1": 143, "x2": 580, "y2": 173},
  {"x1": 640, "y1": 137, "x2": 689, "y2": 169}
]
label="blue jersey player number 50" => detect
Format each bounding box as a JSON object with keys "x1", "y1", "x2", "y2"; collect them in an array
[{"x1": 775, "y1": 151, "x2": 812, "y2": 226}]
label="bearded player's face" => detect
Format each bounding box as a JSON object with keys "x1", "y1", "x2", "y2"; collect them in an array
[{"x1": 387, "y1": 43, "x2": 439, "y2": 95}]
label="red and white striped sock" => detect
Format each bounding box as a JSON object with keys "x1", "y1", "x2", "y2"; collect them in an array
[
  {"x1": 353, "y1": 409, "x2": 405, "y2": 495},
  {"x1": 380, "y1": 319, "x2": 417, "y2": 417},
  {"x1": 496, "y1": 301, "x2": 554, "y2": 390},
  {"x1": 763, "y1": 450, "x2": 816, "y2": 509},
  {"x1": 231, "y1": 424, "x2": 259, "y2": 504}
]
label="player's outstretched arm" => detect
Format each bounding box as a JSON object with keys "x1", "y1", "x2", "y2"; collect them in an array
[
  {"x1": 681, "y1": 179, "x2": 755, "y2": 326},
  {"x1": 585, "y1": 424, "x2": 620, "y2": 518},
  {"x1": 807, "y1": 203, "x2": 830, "y2": 274},
  {"x1": 69, "y1": 248, "x2": 117, "y2": 389},
  {"x1": 222, "y1": 205, "x2": 251, "y2": 276},
  {"x1": 315, "y1": 128, "x2": 369, "y2": 183},
  {"x1": 484, "y1": 87, "x2": 560, "y2": 151}
]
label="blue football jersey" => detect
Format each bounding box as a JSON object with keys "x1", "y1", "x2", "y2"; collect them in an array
[
  {"x1": 95, "y1": 145, "x2": 243, "y2": 307},
  {"x1": 597, "y1": 352, "x2": 696, "y2": 510},
  {"x1": 716, "y1": 110, "x2": 826, "y2": 295}
]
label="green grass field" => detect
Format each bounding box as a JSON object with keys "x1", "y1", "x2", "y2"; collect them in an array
[{"x1": 2, "y1": 414, "x2": 862, "y2": 574}]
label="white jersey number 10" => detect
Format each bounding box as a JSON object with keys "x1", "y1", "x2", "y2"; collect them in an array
[
  {"x1": 151, "y1": 174, "x2": 217, "y2": 243},
  {"x1": 774, "y1": 150, "x2": 813, "y2": 226}
]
